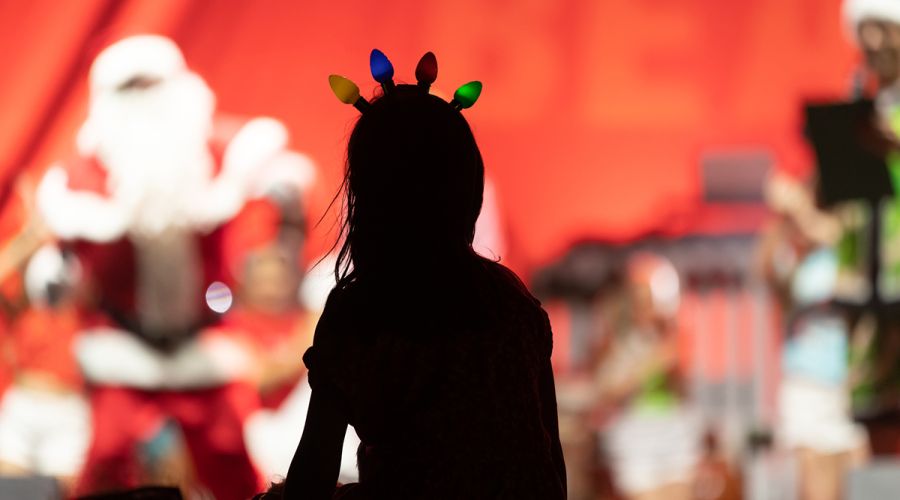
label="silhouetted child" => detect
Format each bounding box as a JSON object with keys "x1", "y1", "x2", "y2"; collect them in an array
[{"x1": 282, "y1": 83, "x2": 566, "y2": 499}]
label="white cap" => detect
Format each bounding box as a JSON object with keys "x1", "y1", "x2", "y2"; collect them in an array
[
  {"x1": 844, "y1": 0, "x2": 900, "y2": 31},
  {"x1": 89, "y1": 35, "x2": 186, "y2": 93}
]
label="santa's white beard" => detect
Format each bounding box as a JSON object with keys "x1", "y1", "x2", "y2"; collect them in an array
[{"x1": 87, "y1": 73, "x2": 216, "y2": 237}]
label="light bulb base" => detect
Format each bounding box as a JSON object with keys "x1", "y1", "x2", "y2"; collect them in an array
[{"x1": 353, "y1": 97, "x2": 371, "y2": 112}]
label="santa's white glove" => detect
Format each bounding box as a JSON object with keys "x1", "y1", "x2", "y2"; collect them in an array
[
  {"x1": 222, "y1": 118, "x2": 288, "y2": 182},
  {"x1": 250, "y1": 151, "x2": 316, "y2": 200},
  {"x1": 189, "y1": 117, "x2": 290, "y2": 230}
]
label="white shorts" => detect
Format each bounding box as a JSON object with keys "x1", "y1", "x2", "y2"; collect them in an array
[
  {"x1": 0, "y1": 386, "x2": 91, "y2": 476},
  {"x1": 603, "y1": 406, "x2": 703, "y2": 494},
  {"x1": 777, "y1": 377, "x2": 867, "y2": 454},
  {"x1": 244, "y1": 376, "x2": 360, "y2": 483}
]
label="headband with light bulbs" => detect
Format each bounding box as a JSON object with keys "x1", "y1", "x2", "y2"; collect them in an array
[{"x1": 328, "y1": 49, "x2": 482, "y2": 113}]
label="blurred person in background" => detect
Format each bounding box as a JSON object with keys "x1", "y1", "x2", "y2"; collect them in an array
[
  {"x1": 593, "y1": 252, "x2": 702, "y2": 500},
  {"x1": 838, "y1": 0, "x2": 900, "y2": 457},
  {"x1": 0, "y1": 186, "x2": 47, "y2": 404},
  {"x1": 35, "y1": 34, "x2": 310, "y2": 500},
  {"x1": 0, "y1": 242, "x2": 96, "y2": 495},
  {"x1": 759, "y1": 173, "x2": 868, "y2": 500},
  {"x1": 0, "y1": 187, "x2": 52, "y2": 409},
  {"x1": 227, "y1": 222, "x2": 309, "y2": 418},
  {"x1": 241, "y1": 251, "x2": 362, "y2": 485},
  {"x1": 220, "y1": 199, "x2": 363, "y2": 484}
]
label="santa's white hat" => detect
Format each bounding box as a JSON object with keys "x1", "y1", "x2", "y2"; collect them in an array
[
  {"x1": 844, "y1": 0, "x2": 900, "y2": 30},
  {"x1": 89, "y1": 35, "x2": 186, "y2": 94},
  {"x1": 78, "y1": 35, "x2": 200, "y2": 155}
]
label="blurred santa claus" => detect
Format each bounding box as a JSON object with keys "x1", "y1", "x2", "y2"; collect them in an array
[{"x1": 36, "y1": 35, "x2": 313, "y2": 500}]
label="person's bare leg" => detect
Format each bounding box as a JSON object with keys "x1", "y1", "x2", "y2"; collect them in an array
[
  {"x1": 659, "y1": 481, "x2": 693, "y2": 500},
  {"x1": 631, "y1": 482, "x2": 692, "y2": 500},
  {"x1": 797, "y1": 448, "x2": 849, "y2": 500},
  {"x1": 0, "y1": 460, "x2": 30, "y2": 476},
  {"x1": 55, "y1": 475, "x2": 77, "y2": 498},
  {"x1": 848, "y1": 439, "x2": 870, "y2": 468},
  {"x1": 631, "y1": 490, "x2": 658, "y2": 500}
]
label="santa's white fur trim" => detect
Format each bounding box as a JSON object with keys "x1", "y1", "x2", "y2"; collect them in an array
[
  {"x1": 90, "y1": 35, "x2": 186, "y2": 94},
  {"x1": 76, "y1": 329, "x2": 255, "y2": 389},
  {"x1": 76, "y1": 329, "x2": 166, "y2": 388},
  {"x1": 163, "y1": 334, "x2": 256, "y2": 388},
  {"x1": 75, "y1": 120, "x2": 99, "y2": 157},
  {"x1": 37, "y1": 166, "x2": 130, "y2": 242},
  {"x1": 845, "y1": 0, "x2": 900, "y2": 32}
]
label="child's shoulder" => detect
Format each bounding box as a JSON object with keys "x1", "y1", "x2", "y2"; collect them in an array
[
  {"x1": 478, "y1": 259, "x2": 541, "y2": 307},
  {"x1": 309, "y1": 285, "x2": 365, "y2": 361}
]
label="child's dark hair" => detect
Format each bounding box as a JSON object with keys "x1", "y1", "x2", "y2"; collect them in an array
[{"x1": 333, "y1": 84, "x2": 485, "y2": 287}]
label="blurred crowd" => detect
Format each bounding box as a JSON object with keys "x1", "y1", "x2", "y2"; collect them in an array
[
  {"x1": 0, "y1": 35, "x2": 355, "y2": 500},
  {"x1": 542, "y1": 3, "x2": 900, "y2": 500}
]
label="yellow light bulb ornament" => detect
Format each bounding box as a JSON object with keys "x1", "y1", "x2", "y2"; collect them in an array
[{"x1": 329, "y1": 74, "x2": 370, "y2": 112}]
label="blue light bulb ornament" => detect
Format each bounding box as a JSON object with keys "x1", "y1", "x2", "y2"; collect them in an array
[{"x1": 370, "y1": 49, "x2": 395, "y2": 93}]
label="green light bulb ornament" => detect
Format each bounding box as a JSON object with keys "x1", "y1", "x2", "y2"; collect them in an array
[{"x1": 450, "y1": 81, "x2": 482, "y2": 110}]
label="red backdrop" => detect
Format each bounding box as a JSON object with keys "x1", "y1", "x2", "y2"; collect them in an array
[{"x1": 0, "y1": 0, "x2": 860, "y2": 274}]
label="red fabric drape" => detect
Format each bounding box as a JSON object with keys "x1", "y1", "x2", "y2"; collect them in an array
[{"x1": 0, "y1": 0, "x2": 859, "y2": 273}]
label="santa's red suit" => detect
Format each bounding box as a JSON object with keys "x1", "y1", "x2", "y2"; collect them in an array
[{"x1": 36, "y1": 35, "x2": 314, "y2": 500}]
